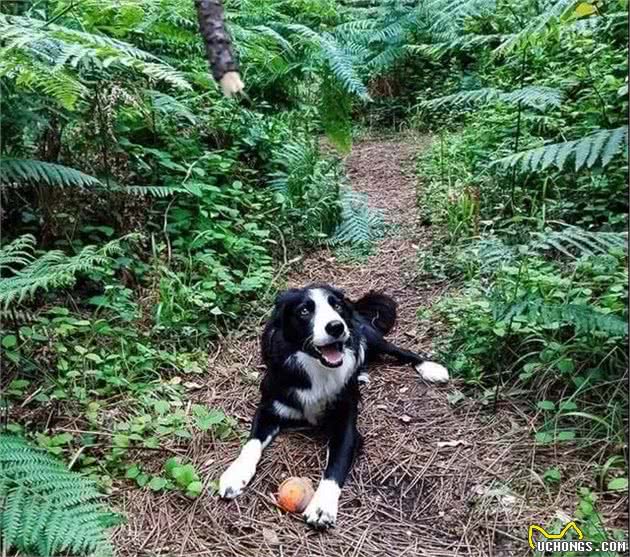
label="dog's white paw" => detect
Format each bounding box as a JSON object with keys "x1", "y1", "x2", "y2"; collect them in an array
[
  {"x1": 357, "y1": 372, "x2": 370, "y2": 384},
  {"x1": 415, "y1": 361, "x2": 450, "y2": 383},
  {"x1": 218, "y1": 440, "x2": 261, "y2": 499},
  {"x1": 303, "y1": 479, "x2": 340, "y2": 529}
]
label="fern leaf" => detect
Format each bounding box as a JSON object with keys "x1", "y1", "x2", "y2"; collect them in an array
[
  {"x1": 0, "y1": 435, "x2": 117, "y2": 556},
  {"x1": 531, "y1": 224, "x2": 627, "y2": 258},
  {"x1": 0, "y1": 159, "x2": 102, "y2": 188},
  {"x1": 600, "y1": 126, "x2": 627, "y2": 167},
  {"x1": 422, "y1": 85, "x2": 562, "y2": 111},
  {"x1": 500, "y1": 299, "x2": 628, "y2": 336},
  {"x1": 493, "y1": 127, "x2": 628, "y2": 172},
  {"x1": 329, "y1": 189, "x2": 385, "y2": 249},
  {"x1": 148, "y1": 91, "x2": 197, "y2": 124},
  {"x1": 501, "y1": 86, "x2": 562, "y2": 110},
  {"x1": 0, "y1": 235, "x2": 129, "y2": 309},
  {"x1": 496, "y1": 0, "x2": 578, "y2": 54}
]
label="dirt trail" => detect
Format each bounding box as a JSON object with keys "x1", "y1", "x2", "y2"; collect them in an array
[{"x1": 114, "y1": 136, "x2": 582, "y2": 557}]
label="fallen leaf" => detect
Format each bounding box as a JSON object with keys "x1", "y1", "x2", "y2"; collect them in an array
[{"x1": 263, "y1": 527, "x2": 280, "y2": 545}]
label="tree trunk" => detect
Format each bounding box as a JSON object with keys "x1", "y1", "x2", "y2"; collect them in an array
[{"x1": 194, "y1": 0, "x2": 239, "y2": 82}]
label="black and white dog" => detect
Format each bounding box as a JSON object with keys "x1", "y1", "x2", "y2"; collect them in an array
[{"x1": 218, "y1": 284, "x2": 448, "y2": 528}]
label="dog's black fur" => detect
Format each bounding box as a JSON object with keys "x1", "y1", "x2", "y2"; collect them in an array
[{"x1": 219, "y1": 283, "x2": 440, "y2": 528}]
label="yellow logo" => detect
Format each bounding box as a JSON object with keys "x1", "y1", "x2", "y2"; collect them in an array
[{"x1": 528, "y1": 521, "x2": 584, "y2": 549}]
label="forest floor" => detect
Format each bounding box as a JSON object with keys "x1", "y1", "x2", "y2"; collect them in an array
[{"x1": 113, "y1": 135, "x2": 627, "y2": 557}]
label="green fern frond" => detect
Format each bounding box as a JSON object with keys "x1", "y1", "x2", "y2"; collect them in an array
[
  {"x1": 407, "y1": 33, "x2": 507, "y2": 57},
  {"x1": 114, "y1": 59, "x2": 191, "y2": 90},
  {"x1": 249, "y1": 25, "x2": 294, "y2": 52},
  {"x1": 496, "y1": 0, "x2": 578, "y2": 53},
  {"x1": 333, "y1": 19, "x2": 377, "y2": 36},
  {"x1": 321, "y1": 33, "x2": 370, "y2": 100},
  {"x1": 148, "y1": 91, "x2": 197, "y2": 124},
  {"x1": 0, "y1": 159, "x2": 102, "y2": 188},
  {"x1": 0, "y1": 55, "x2": 87, "y2": 110},
  {"x1": 0, "y1": 234, "x2": 36, "y2": 272},
  {"x1": 531, "y1": 224, "x2": 628, "y2": 259},
  {"x1": 1, "y1": 13, "x2": 190, "y2": 92},
  {"x1": 493, "y1": 127, "x2": 628, "y2": 172},
  {"x1": 368, "y1": 46, "x2": 406, "y2": 70},
  {"x1": 500, "y1": 86, "x2": 563, "y2": 110},
  {"x1": 0, "y1": 235, "x2": 127, "y2": 309},
  {"x1": 0, "y1": 13, "x2": 159, "y2": 63},
  {"x1": 498, "y1": 299, "x2": 628, "y2": 337},
  {"x1": 427, "y1": 0, "x2": 498, "y2": 31},
  {"x1": 421, "y1": 87, "x2": 501, "y2": 109},
  {"x1": 421, "y1": 85, "x2": 562, "y2": 111},
  {"x1": 0, "y1": 434, "x2": 118, "y2": 557},
  {"x1": 268, "y1": 140, "x2": 319, "y2": 196},
  {"x1": 466, "y1": 223, "x2": 627, "y2": 276},
  {"x1": 329, "y1": 189, "x2": 385, "y2": 249},
  {"x1": 282, "y1": 24, "x2": 370, "y2": 100},
  {"x1": 473, "y1": 236, "x2": 517, "y2": 274}
]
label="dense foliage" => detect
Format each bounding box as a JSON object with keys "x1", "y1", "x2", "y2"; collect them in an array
[
  {"x1": 0, "y1": 0, "x2": 378, "y2": 552},
  {"x1": 408, "y1": 0, "x2": 628, "y2": 487},
  {"x1": 1, "y1": 0, "x2": 628, "y2": 553}
]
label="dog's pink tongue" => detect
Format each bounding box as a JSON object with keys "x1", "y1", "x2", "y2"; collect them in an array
[{"x1": 321, "y1": 345, "x2": 343, "y2": 364}]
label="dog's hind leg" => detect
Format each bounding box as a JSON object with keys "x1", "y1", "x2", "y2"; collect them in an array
[
  {"x1": 219, "y1": 407, "x2": 280, "y2": 499},
  {"x1": 374, "y1": 339, "x2": 450, "y2": 383}
]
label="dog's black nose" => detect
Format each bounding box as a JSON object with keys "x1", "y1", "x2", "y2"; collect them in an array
[{"x1": 325, "y1": 320, "x2": 345, "y2": 338}]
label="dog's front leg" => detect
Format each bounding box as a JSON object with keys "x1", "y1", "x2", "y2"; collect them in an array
[
  {"x1": 219, "y1": 407, "x2": 280, "y2": 499},
  {"x1": 304, "y1": 399, "x2": 361, "y2": 529}
]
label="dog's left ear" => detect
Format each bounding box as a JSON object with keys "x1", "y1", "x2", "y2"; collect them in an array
[{"x1": 270, "y1": 288, "x2": 301, "y2": 326}]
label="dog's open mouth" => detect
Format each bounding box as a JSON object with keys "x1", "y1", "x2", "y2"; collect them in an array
[{"x1": 314, "y1": 341, "x2": 344, "y2": 368}]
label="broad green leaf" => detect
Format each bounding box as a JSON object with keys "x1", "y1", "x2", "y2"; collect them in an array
[
  {"x1": 148, "y1": 477, "x2": 168, "y2": 491},
  {"x1": 607, "y1": 477, "x2": 628, "y2": 491},
  {"x1": 575, "y1": 2, "x2": 597, "y2": 16},
  {"x1": 2, "y1": 335, "x2": 17, "y2": 348}
]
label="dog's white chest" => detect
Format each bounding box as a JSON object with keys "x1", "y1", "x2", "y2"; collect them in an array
[{"x1": 293, "y1": 351, "x2": 356, "y2": 424}]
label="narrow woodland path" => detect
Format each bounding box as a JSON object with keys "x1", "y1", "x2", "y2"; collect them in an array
[{"x1": 114, "y1": 137, "x2": 573, "y2": 557}]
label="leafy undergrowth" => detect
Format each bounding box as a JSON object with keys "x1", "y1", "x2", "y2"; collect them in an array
[
  {"x1": 410, "y1": 0, "x2": 628, "y2": 549},
  {"x1": 1, "y1": 0, "x2": 628, "y2": 554}
]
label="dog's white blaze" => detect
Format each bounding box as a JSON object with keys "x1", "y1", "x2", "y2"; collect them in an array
[
  {"x1": 415, "y1": 361, "x2": 450, "y2": 383},
  {"x1": 294, "y1": 351, "x2": 356, "y2": 424},
  {"x1": 272, "y1": 400, "x2": 303, "y2": 421},
  {"x1": 218, "y1": 439, "x2": 263, "y2": 498},
  {"x1": 303, "y1": 479, "x2": 341, "y2": 527},
  {"x1": 309, "y1": 288, "x2": 348, "y2": 346}
]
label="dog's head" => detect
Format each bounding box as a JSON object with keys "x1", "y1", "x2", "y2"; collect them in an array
[{"x1": 271, "y1": 284, "x2": 354, "y2": 368}]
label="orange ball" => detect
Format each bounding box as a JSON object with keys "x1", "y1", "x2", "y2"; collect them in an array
[{"x1": 276, "y1": 477, "x2": 314, "y2": 513}]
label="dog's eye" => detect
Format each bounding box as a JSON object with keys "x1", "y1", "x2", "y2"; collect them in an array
[
  {"x1": 332, "y1": 302, "x2": 342, "y2": 311},
  {"x1": 299, "y1": 307, "x2": 310, "y2": 317}
]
